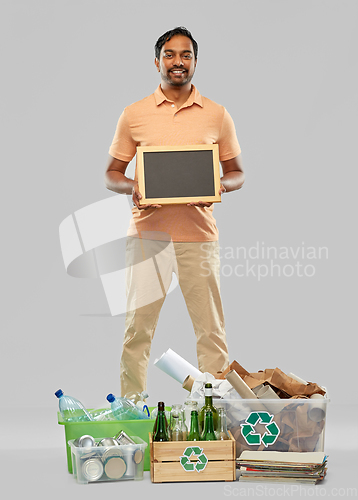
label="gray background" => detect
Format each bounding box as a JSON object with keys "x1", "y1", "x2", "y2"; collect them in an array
[{"x1": 1, "y1": 0, "x2": 357, "y2": 498}]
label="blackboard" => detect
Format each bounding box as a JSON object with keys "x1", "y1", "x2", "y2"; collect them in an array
[{"x1": 136, "y1": 144, "x2": 221, "y2": 205}]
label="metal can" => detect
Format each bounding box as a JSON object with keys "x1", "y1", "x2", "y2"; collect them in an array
[
  {"x1": 104, "y1": 456, "x2": 127, "y2": 480},
  {"x1": 82, "y1": 458, "x2": 104, "y2": 482},
  {"x1": 101, "y1": 447, "x2": 124, "y2": 463},
  {"x1": 74, "y1": 435, "x2": 96, "y2": 447},
  {"x1": 133, "y1": 448, "x2": 144, "y2": 464},
  {"x1": 114, "y1": 430, "x2": 135, "y2": 445},
  {"x1": 97, "y1": 437, "x2": 119, "y2": 447},
  {"x1": 79, "y1": 450, "x2": 98, "y2": 461}
]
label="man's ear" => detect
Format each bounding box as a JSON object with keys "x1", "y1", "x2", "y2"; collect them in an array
[{"x1": 154, "y1": 58, "x2": 160, "y2": 72}]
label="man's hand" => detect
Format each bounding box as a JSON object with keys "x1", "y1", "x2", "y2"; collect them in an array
[
  {"x1": 186, "y1": 184, "x2": 226, "y2": 207},
  {"x1": 132, "y1": 183, "x2": 162, "y2": 210},
  {"x1": 220, "y1": 154, "x2": 245, "y2": 192},
  {"x1": 187, "y1": 200, "x2": 213, "y2": 207}
]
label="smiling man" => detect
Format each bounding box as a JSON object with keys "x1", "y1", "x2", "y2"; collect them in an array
[
  {"x1": 156, "y1": 34, "x2": 196, "y2": 90},
  {"x1": 105, "y1": 27, "x2": 245, "y2": 397}
]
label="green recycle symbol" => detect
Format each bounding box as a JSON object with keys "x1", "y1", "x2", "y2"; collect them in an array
[
  {"x1": 180, "y1": 446, "x2": 208, "y2": 472},
  {"x1": 240, "y1": 411, "x2": 280, "y2": 447}
]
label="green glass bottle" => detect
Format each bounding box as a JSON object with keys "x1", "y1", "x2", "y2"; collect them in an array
[
  {"x1": 201, "y1": 409, "x2": 217, "y2": 441},
  {"x1": 187, "y1": 410, "x2": 201, "y2": 441},
  {"x1": 198, "y1": 382, "x2": 218, "y2": 432},
  {"x1": 153, "y1": 402, "x2": 169, "y2": 442}
]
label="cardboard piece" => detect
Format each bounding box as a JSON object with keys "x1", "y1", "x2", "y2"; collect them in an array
[
  {"x1": 182, "y1": 375, "x2": 195, "y2": 392},
  {"x1": 308, "y1": 394, "x2": 326, "y2": 422},
  {"x1": 255, "y1": 384, "x2": 288, "y2": 414},
  {"x1": 217, "y1": 360, "x2": 250, "y2": 380},
  {"x1": 225, "y1": 370, "x2": 264, "y2": 404},
  {"x1": 245, "y1": 368, "x2": 326, "y2": 398},
  {"x1": 212, "y1": 361, "x2": 328, "y2": 457},
  {"x1": 223, "y1": 362, "x2": 325, "y2": 398}
]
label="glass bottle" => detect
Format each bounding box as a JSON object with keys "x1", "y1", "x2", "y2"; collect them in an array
[
  {"x1": 180, "y1": 407, "x2": 188, "y2": 440},
  {"x1": 187, "y1": 410, "x2": 201, "y2": 441},
  {"x1": 201, "y1": 409, "x2": 217, "y2": 441},
  {"x1": 153, "y1": 402, "x2": 169, "y2": 442},
  {"x1": 170, "y1": 414, "x2": 183, "y2": 441},
  {"x1": 215, "y1": 407, "x2": 230, "y2": 440},
  {"x1": 169, "y1": 405, "x2": 183, "y2": 441},
  {"x1": 183, "y1": 400, "x2": 198, "y2": 431},
  {"x1": 198, "y1": 383, "x2": 218, "y2": 432},
  {"x1": 151, "y1": 407, "x2": 170, "y2": 425}
]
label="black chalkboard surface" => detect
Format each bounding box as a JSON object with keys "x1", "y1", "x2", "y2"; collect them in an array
[{"x1": 136, "y1": 144, "x2": 221, "y2": 205}]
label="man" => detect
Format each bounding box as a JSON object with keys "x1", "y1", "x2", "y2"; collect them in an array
[{"x1": 105, "y1": 27, "x2": 245, "y2": 396}]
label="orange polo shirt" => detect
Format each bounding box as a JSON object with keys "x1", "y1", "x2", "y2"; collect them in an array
[{"x1": 109, "y1": 85, "x2": 241, "y2": 242}]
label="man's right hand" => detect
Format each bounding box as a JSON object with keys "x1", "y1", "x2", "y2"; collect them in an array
[
  {"x1": 105, "y1": 156, "x2": 161, "y2": 209},
  {"x1": 132, "y1": 183, "x2": 162, "y2": 210}
]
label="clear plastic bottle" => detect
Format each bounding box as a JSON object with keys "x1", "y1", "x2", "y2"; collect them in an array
[
  {"x1": 124, "y1": 391, "x2": 150, "y2": 417},
  {"x1": 106, "y1": 394, "x2": 149, "y2": 420},
  {"x1": 88, "y1": 408, "x2": 116, "y2": 421},
  {"x1": 55, "y1": 389, "x2": 94, "y2": 422}
]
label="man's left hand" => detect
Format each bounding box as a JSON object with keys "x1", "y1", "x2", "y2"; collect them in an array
[{"x1": 187, "y1": 184, "x2": 226, "y2": 207}]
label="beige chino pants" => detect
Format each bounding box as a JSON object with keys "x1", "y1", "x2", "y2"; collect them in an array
[{"x1": 120, "y1": 237, "x2": 229, "y2": 396}]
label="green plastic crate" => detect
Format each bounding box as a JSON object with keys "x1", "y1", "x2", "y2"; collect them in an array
[{"x1": 58, "y1": 408, "x2": 158, "y2": 473}]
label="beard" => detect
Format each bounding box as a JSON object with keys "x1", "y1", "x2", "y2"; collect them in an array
[{"x1": 161, "y1": 69, "x2": 195, "y2": 87}]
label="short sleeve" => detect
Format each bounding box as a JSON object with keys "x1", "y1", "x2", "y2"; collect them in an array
[
  {"x1": 217, "y1": 108, "x2": 241, "y2": 161},
  {"x1": 108, "y1": 108, "x2": 137, "y2": 162}
]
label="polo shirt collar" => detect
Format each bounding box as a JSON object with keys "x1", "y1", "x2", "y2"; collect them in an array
[{"x1": 154, "y1": 84, "x2": 203, "y2": 108}]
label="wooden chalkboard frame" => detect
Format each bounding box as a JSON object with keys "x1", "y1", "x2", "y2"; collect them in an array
[{"x1": 136, "y1": 144, "x2": 221, "y2": 205}]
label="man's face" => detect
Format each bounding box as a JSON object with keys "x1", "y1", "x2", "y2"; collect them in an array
[{"x1": 155, "y1": 35, "x2": 197, "y2": 87}]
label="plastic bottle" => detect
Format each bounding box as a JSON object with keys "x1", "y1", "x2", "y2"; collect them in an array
[
  {"x1": 88, "y1": 408, "x2": 116, "y2": 421},
  {"x1": 106, "y1": 394, "x2": 149, "y2": 420},
  {"x1": 55, "y1": 389, "x2": 94, "y2": 422},
  {"x1": 124, "y1": 391, "x2": 150, "y2": 417}
]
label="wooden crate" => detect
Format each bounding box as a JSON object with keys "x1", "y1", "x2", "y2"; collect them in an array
[{"x1": 149, "y1": 431, "x2": 236, "y2": 483}]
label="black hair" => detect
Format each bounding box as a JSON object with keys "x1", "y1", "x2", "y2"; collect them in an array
[{"x1": 155, "y1": 27, "x2": 198, "y2": 60}]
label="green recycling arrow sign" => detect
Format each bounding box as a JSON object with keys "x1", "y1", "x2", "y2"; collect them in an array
[
  {"x1": 180, "y1": 447, "x2": 208, "y2": 472},
  {"x1": 240, "y1": 411, "x2": 280, "y2": 447}
]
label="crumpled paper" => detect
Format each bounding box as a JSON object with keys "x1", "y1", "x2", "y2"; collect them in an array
[
  {"x1": 218, "y1": 361, "x2": 325, "y2": 398},
  {"x1": 188, "y1": 372, "x2": 242, "y2": 400}
]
